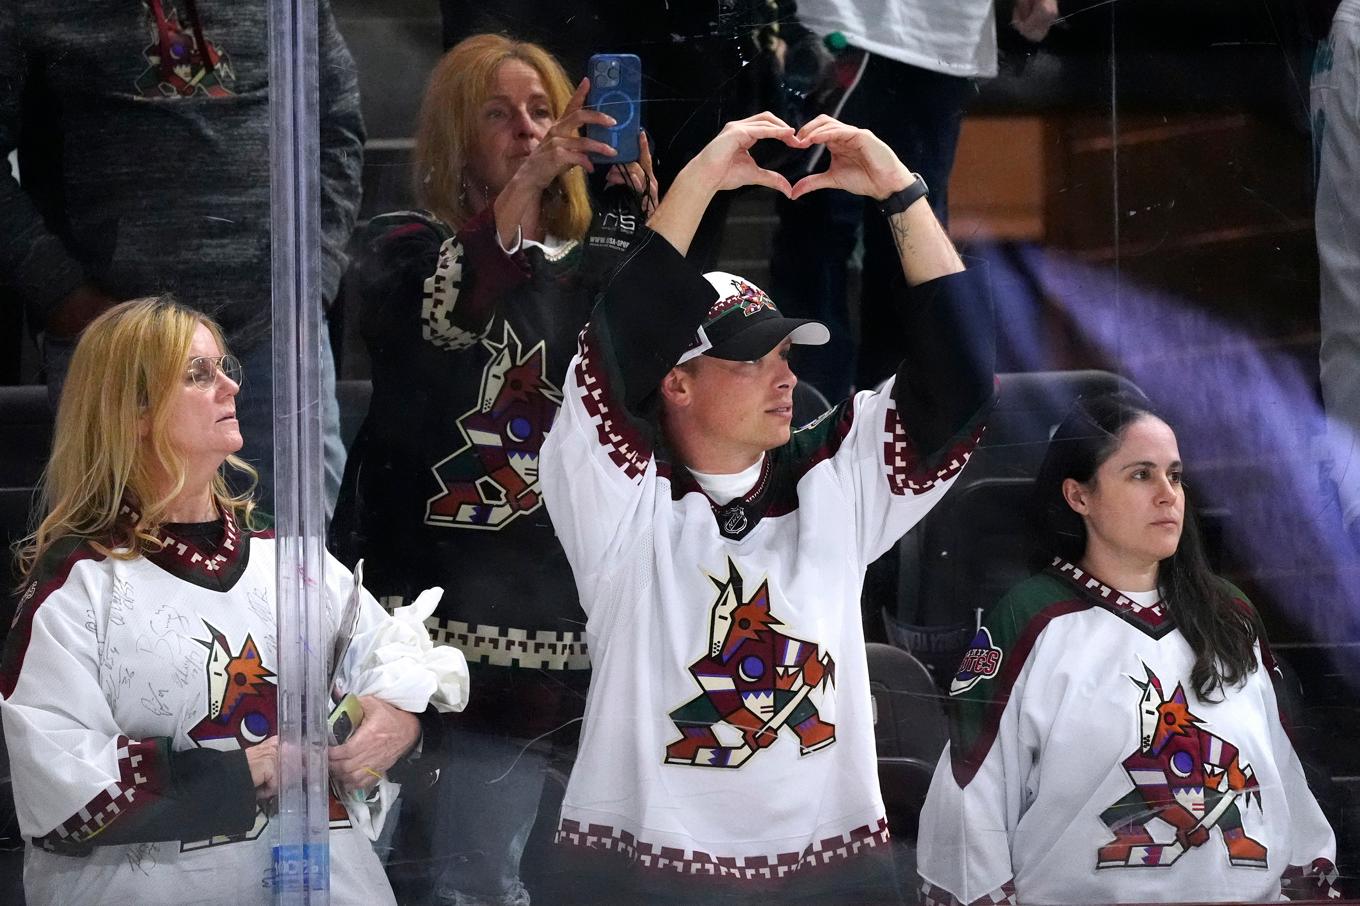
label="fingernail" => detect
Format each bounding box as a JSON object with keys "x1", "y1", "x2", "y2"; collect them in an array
[{"x1": 606, "y1": 117, "x2": 617, "y2": 125}]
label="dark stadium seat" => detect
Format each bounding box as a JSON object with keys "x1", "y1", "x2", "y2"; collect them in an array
[
  {"x1": 867, "y1": 642, "x2": 947, "y2": 839},
  {"x1": 890, "y1": 370, "x2": 1144, "y2": 681},
  {"x1": 0, "y1": 385, "x2": 52, "y2": 488}
]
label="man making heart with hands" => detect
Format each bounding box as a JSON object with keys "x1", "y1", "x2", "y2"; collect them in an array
[{"x1": 541, "y1": 113, "x2": 995, "y2": 903}]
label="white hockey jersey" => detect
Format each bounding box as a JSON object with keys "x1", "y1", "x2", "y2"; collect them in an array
[
  {"x1": 917, "y1": 559, "x2": 1340, "y2": 905},
  {"x1": 0, "y1": 509, "x2": 468, "y2": 906},
  {"x1": 541, "y1": 229, "x2": 993, "y2": 887}
]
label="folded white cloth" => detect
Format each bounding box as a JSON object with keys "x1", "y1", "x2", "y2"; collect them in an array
[
  {"x1": 342, "y1": 586, "x2": 469, "y2": 713},
  {"x1": 338, "y1": 586, "x2": 469, "y2": 839}
]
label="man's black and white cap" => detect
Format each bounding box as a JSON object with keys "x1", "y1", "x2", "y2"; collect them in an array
[{"x1": 677, "y1": 272, "x2": 830, "y2": 366}]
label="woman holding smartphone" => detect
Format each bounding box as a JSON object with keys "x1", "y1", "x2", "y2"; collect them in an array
[{"x1": 329, "y1": 33, "x2": 655, "y2": 906}]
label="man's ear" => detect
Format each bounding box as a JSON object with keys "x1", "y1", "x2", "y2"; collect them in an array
[
  {"x1": 659, "y1": 366, "x2": 692, "y2": 408},
  {"x1": 1062, "y1": 477, "x2": 1089, "y2": 515}
]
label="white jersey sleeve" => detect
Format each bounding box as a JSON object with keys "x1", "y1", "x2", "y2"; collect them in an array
[
  {"x1": 787, "y1": 266, "x2": 994, "y2": 567},
  {"x1": 0, "y1": 541, "x2": 256, "y2": 849},
  {"x1": 916, "y1": 590, "x2": 1036, "y2": 905},
  {"x1": 541, "y1": 230, "x2": 718, "y2": 611},
  {"x1": 1260, "y1": 642, "x2": 1342, "y2": 899}
]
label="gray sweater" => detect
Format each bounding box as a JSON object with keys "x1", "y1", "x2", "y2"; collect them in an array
[{"x1": 0, "y1": 0, "x2": 364, "y2": 351}]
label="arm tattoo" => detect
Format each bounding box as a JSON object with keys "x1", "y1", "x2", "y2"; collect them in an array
[{"x1": 889, "y1": 212, "x2": 911, "y2": 258}]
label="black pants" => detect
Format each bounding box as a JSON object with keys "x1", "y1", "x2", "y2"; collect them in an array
[{"x1": 770, "y1": 53, "x2": 972, "y2": 401}]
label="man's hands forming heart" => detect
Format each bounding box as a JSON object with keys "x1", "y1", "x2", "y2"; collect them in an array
[{"x1": 679, "y1": 112, "x2": 915, "y2": 202}]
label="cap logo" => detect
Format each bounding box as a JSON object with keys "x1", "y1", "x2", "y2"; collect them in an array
[
  {"x1": 702, "y1": 279, "x2": 778, "y2": 329},
  {"x1": 731, "y1": 278, "x2": 776, "y2": 317}
]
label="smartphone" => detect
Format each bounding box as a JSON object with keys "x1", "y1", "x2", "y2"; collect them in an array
[
  {"x1": 586, "y1": 53, "x2": 642, "y2": 165},
  {"x1": 328, "y1": 692, "x2": 365, "y2": 746}
]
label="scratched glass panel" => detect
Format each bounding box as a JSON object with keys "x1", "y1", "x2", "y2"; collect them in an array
[
  {"x1": 313, "y1": 1, "x2": 1360, "y2": 903},
  {"x1": 0, "y1": 0, "x2": 360, "y2": 903},
  {"x1": 0, "y1": 1, "x2": 1333, "y2": 905}
]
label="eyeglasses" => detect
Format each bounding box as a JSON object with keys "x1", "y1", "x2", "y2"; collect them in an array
[{"x1": 185, "y1": 354, "x2": 243, "y2": 391}]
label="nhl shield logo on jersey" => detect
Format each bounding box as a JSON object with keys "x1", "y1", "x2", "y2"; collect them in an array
[
  {"x1": 425, "y1": 322, "x2": 563, "y2": 530},
  {"x1": 664, "y1": 559, "x2": 837, "y2": 768},
  {"x1": 950, "y1": 626, "x2": 1003, "y2": 695},
  {"x1": 1096, "y1": 664, "x2": 1267, "y2": 871}
]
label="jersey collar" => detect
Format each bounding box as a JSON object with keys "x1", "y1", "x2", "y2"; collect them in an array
[
  {"x1": 121, "y1": 500, "x2": 252, "y2": 592},
  {"x1": 1044, "y1": 556, "x2": 1176, "y2": 638}
]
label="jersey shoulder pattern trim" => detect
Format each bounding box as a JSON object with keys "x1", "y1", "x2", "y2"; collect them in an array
[
  {"x1": 884, "y1": 404, "x2": 985, "y2": 497},
  {"x1": 575, "y1": 324, "x2": 652, "y2": 482}
]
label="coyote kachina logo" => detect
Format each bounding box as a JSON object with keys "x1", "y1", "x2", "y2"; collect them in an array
[
  {"x1": 425, "y1": 323, "x2": 563, "y2": 530},
  {"x1": 185, "y1": 622, "x2": 277, "y2": 850},
  {"x1": 186, "y1": 622, "x2": 351, "y2": 850},
  {"x1": 1096, "y1": 664, "x2": 1267, "y2": 870},
  {"x1": 136, "y1": 0, "x2": 236, "y2": 98},
  {"x1": 730, "y1": 277, "x2": 776, "y2": 317},
  {"x1": 665, "y1": 560, "x2": 836, "y2": 768}
]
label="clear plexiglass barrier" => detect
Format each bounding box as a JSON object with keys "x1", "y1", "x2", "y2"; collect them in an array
[{"x1": 1, "y1": 1, "x2": 1357, "y2": 904}]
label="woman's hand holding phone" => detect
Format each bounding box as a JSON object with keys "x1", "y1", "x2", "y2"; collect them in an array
[{"x1": 494, "y1": 77, "x2": 617, "y2": 246}]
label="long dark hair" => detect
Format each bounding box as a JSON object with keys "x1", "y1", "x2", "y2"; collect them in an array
[{"x1": 1032, "y1": 392, "x2": 1262, "y2": 700}]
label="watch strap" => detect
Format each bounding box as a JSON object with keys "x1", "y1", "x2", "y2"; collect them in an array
[{"x1": 878, "y1": 174, "x2": 929, "y2": 217}]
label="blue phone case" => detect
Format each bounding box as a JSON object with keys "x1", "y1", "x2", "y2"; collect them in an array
[{"x1": 586, "y1": 53, "x2": 642, "y2": 165}]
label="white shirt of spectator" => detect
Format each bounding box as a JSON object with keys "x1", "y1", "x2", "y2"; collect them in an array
[{"x1": 795, "y1": 0, "x2": 999, "y2": 78}]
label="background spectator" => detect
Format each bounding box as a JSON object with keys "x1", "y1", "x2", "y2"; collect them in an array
[
  {"x1": 0, "y1": 0, "x2": 364, "y2": 513},
  {"x1": 328, "y1": 34, "x2": 652, "y2": 906}
]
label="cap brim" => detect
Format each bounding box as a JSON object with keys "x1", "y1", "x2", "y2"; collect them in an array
[{"x1": 705, "y1": 318, "x2": 830, "y2": 362}]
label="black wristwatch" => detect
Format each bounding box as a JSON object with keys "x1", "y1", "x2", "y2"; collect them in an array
[{"x1": 878, "y1": 173, "x2": 929, "y2": 217}]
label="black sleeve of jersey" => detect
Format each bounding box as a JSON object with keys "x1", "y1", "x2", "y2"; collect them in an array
[
  {"x1": 354, "y1": 214, "x2": 444, "y2": 356},
  {"x1": 385, "y1": 705, "x2": 448, "y2": 790},
  {"x1": 594, "y1": 227, "x2": 717, "y2": 412},
  {"x1": 890, "y1": 262, "x2": 996, "y2": 455},
  {"x1": 45, "y1": 740, "x2": 258, "y2": 849}
]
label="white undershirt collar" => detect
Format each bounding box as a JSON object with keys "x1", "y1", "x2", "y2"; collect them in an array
[
  {"x1": 689, "y1": 456, "x2": 765, "y2": 506},
  {"x1": 1118, "y1": 587, "x2": 1162, "y2": 607}
]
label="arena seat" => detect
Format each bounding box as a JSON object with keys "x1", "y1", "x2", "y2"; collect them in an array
[
  {"x1": 867, "y1": 642, "x2": 947, "y2": 840},
  {"x1": 890, "y1": 370, "x2": 1144, "y2": 681},
  {"x1": 0, "y1": 385, "x2": 52, "y2": 488}
]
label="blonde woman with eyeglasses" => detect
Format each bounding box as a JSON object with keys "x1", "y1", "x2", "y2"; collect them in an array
[{"x1": 1, "y1": 297, "x2": 468, "y2": 906}]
